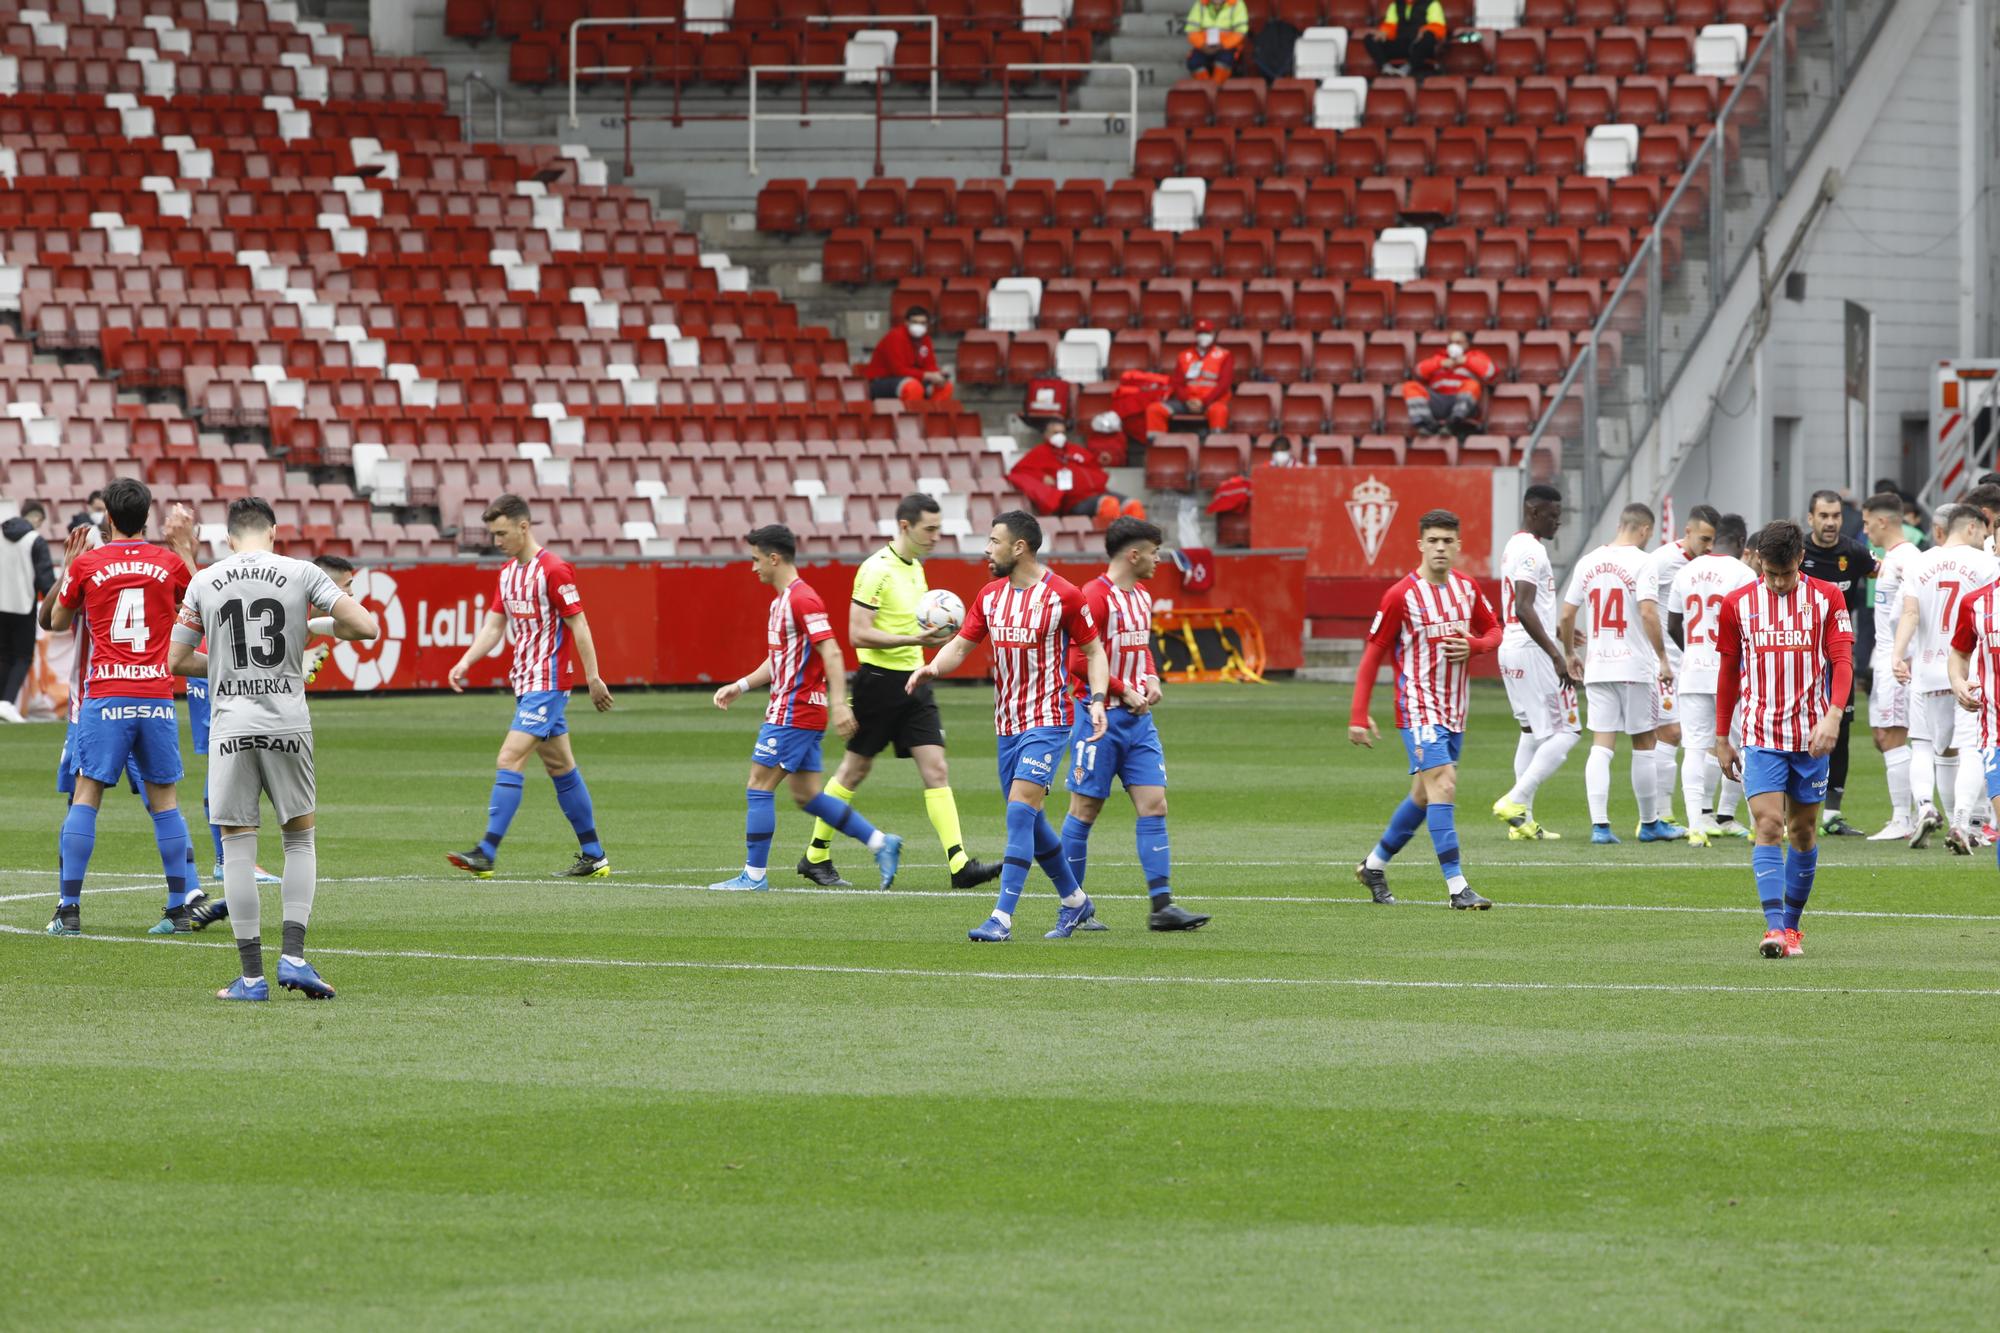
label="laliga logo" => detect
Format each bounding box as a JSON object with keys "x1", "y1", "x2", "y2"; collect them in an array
[
  {"x1": 331, "y1": 568, "x2": 405, "y2": 692},
  {"x1": 1347, "y1": 475, "x2": 1398, "y2": 565}
]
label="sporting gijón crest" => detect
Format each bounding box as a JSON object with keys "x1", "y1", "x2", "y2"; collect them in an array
[{"x1": 1347, "y1": 475, "x2": 1397, "y2": 565}]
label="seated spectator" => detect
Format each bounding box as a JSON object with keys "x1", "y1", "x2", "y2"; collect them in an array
[
  {"x1": 1400, "y1": 330, "x2": 1494, "y2": 436},
  {"x1": 1183, "y1": 0, "x2": 1249, "y2": 84},
  {"x1": 1084, "y1": 411, "x2": 1131, "y2": 467},
  {"x1": 1266, "y1": 435, "x2": 1300, "y2": 468},
  {"x1": 863, "y1": 306, "x2": 955, "y2": 406},
  {"x1": 1144, "y1": 320, "x2": 1236, "y2": 436},
  {"x1": 1362, "y1": 0, "x2": 1446, "y2": 78},
  {"x1": 1008, "y1": 423, "x2": 1147, "y2": 528}
]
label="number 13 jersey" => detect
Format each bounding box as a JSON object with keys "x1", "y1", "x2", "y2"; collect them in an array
[
  {"x1": 1562, "y1": 543, "x2": 1654, "y2": 684},
  {"x1": 174, "y1": 551, "x2": 346, "y2": 743}
]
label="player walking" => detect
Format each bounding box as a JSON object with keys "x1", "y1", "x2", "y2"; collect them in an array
[
  {"x1": 794, "y1": 494, "x2": 999, "y2": 890},
  {"x1": 1350, "y1": 509, "x2": 1500, "y2": 910},
  {"x1": 169, "y1": 498, "x2": 377, "y2": 999},
  {"x1": 38, "y1": 478, "x2": 199, "y2": 937},
  {"x1": 906, "y1": 511, "x2": 1110, "y2": 942},
  {"x1": 1057, "y1": 517, "x2": 1210, "y2": 931},
  {"x1": 1490, "y1": 483, "x2": 1578, "y2": 840},
  {"x1": 709, "y1": 525, "x2": 904, "y2": 892},
  {"x1": 445, "y1": 496, "x2": 614, "y2": 880},
  {"x1": 1713, "y1": 521, "x2": 1853, "y2": 959},
  {"x1": 1638, "y1": 505, "x2": 1720, "y2": 828},
  {"x1": 1559, "y1": 503, "x2": 1686, "y2": 844},
  {"x1": 1890, "y1": 503, "x2": 1998, "y2": 850},
  {"x1": 1947, "y1": 579, "x2": 2000, "y2": 873},
  {"x1": 1665, "y1": 514, "x2": 1757, "y2": 844},
  {"x1": 1861, "y1": 492, "x2": 1923, "y2": 840}
]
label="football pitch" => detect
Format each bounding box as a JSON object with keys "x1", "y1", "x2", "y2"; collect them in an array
[{"x1": 3, "y1": 681, "x2": 1998, "y2": 1329}]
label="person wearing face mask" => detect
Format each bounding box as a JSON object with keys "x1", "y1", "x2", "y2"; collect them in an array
[
  {"x1": 68, "y1": 490, "x2": 107, "y2": 533},
  {"x1": 1144, "y1": 320, "x2": 1235, "y2": 436},
  {"x1": 1401, "y1": 331, "x2": 1495, "y2": 437},
  {"x1": 863, "y1": 307, "x2": 955, "y2": 407},
  {"x1": 1007, "y1": 423, "x2": 1147, "y2": 529},
  {"x1": 1182, "y1": 0, "x2": 1249, "y2": 84}
]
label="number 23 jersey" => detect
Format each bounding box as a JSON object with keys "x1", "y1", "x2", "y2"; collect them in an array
[{"x1": 173, "y1": 550, "x2": 346, "y2": 743}]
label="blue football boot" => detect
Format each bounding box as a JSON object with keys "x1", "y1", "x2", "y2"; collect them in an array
[
  {"x1": 873, "y1": 833, "x2": 903, "y2": 889},
  {"x1": 278, "y1": 957, "x2": 336, "y2": 999},
  {"x1": 968, "y1": 914, "x2": 1011, "y2": 942},
  {"x1": 1590, "y1": 823, "x2": 1622, "y2": 845},
  {"x1": 1045, "y1": 896, "x2": 1098, "y2": 939},
  {"x1": 707, "y1": 872, "x2": 770, "y2": 891},
  {"x1": 1639, "y1": 819, "x2": 1688, "y2": 842},
  {"x1": 216, "y1": 976, "x2": 270, "y2": 1002}
]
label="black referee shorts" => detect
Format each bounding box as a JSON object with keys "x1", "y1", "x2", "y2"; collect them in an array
[{"x1": 848, "y1": 664, "x2": 947, "y2": 758}]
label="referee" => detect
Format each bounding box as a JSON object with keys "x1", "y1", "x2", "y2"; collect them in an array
[
  {"x1": 797, "y1": 494, "x2": 1002, "y2": 889},
  {"x1": 1800, "y1": 489, "x2": 1875, "y2": 836}
]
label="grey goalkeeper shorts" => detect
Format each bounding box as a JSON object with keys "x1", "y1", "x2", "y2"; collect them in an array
[{"x1": 207, "y1": 732, "x2": 316, "y2": 827}]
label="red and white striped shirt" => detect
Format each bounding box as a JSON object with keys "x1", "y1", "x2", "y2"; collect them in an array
[
  {"x1": 959, "y1": 570, "x2": 1099, "y2": 736},
  {"x1": 1714, "y1": 576, "x2": 1854, "y2": 751},
  {"x1": 1069, "y1": 574, "x2": 1154, "y2": 702},
  {"x1": 497, "y1": 549, "x2": 585, "y2": 696},
  {"x1": 1357, "y1": 570, "x2": 1501, "y2": 733},
  {"x1": 764, "y1": 578, "x2": 835, "y2": 729},
  {"x1": 1949, "y1": 586, "x2": 2000, "y2": 747}
]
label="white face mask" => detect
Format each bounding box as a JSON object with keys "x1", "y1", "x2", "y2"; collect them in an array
[
  {"x1": 1196, "y1": 334, "x2": 1215, "y2": 350},
  {"x1": 1047, "y1": 432, "x2": 1067, "y2": 447},
  {"x1": 1447, "y1": 343, "x2": 1466, "y2": 362},
  {"x1": 907, "y1": 322, "x2": 928, "y2": 340},
  {"x1": 88, "y1": 507, "x2": 105, "y2": 522}
]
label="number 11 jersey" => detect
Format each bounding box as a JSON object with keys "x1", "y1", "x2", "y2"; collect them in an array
[
  {"x1": 1562, "y1": 542, "x2": 1654, "y2": 684},
  {"x1": 174, "y1": 550, "x2": 346, "y2": 744}
]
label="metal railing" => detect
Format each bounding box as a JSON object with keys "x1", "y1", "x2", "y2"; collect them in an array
[
  {"x1": 461, "y1": 71, "x2": 502, "y2": 143},
  {"x1": 1516, "y1": 0, "x2": 1900, "y2": 565}
]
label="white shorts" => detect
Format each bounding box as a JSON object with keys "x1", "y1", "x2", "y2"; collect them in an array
[
  {"x1": 1655, "y1": 677, "x2": 1678, "y2": 722},
  {"x1": 1499, "y1": 643, "x2": 1581, "y2": 739},
  {"x1": 1910, "y1": 690, "x2": 1968, "y2": 749},
  {"x1": 1867, "y1": 672, "x2": 1909, "y2": 729},
  {"x1": 1676, "y1": 693, "x2": 1742, "y2": 757},
  {"x1": 207, "y1": 731, "x2": 316, "y2": 828},
  {"x1": 1586, "y1": 680, "x2": 1659, "y2": 736}
]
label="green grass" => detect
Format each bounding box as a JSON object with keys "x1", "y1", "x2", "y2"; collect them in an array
[{"x1": 3, "y1": 681, "x2": 1999, "y2": 1330}]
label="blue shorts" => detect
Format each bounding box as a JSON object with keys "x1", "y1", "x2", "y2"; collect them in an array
[
  {"x1": 1399, "y1": 724, "x2": 1463, "y2": 774},
  {"x1": 1742, "y1": 746, "x2": 1830, "y2": 804},
  {"x1": 72, "y1": 697, "x2": 183, "y2": 788},
  {"x1": 1983, "y1": 749, "x2": 2000, "y2": 802},
  {"x1": 1066, "y1": 708, "x2": 1168, "y2": 799},
  {"x1": 753, "y1": 722, "x2": 825, "y2": 773},
  {"x1": 510, "y1": 689, "x2": 571, "y2": 739},
  {"x1": 56, "y1": 721, "x2": 143, "y2": 796},
  {"x1": 998, "y1": 724, "x2": 1071, "y2": 793},
  {"x1": 185, "y1": 678, "x2": 211, "y2": 753}
]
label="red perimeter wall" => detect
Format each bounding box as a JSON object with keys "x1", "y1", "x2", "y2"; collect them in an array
[{"x1": 307, "y1": 552, "x2": 1309, "y2": 692}]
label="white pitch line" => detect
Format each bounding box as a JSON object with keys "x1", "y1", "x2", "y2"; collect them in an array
[
  {"x1": 6, "y1": 876, "x2": 2000, "y2": 923},
  {"x1": 4, "y1": 921, "x2": 1999, "y2": 999}
]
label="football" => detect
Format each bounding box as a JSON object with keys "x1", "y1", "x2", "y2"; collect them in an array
[{"x1": 916, "y1": 588, "x2": 965, "y2": 633}]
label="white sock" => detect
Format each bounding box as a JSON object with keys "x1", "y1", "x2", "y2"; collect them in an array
[
  {"x1": 281, "y1": 953, "x2": 306, "y2": 966},
  {"x1": 1061, "y1": 889, "x2": 1087, "y2": 908},
  {"x1": 1910, "y1": 740, "x2": 1936, "y2": 813},
  {"x1": 1509, "y1": 730, "x2": 1578, "y2": 809},
  {"x1": 1513, "y1": 733, "x2": 1541, "y2": 784},
  {"x1": 1653, "y1": 747, "x2": 1679, "y2": 822},
  {"x1": 866, "y1": 829, "x2": 886, "y2": 852},
  {"x1": 1631, "y1": 750, "x2": 1658, "y2": 824},
  {"x1": 1446, "y1": 873, "x2": 1469, "y2": 894},
  {"x1": 1586, "y1": 745, "x2": 1614, "y2": 824},
  {"x1": 1955, "y1": 750, "x2": 1985, "y2": 829},
  {"x1": 1884, "y1": 744, "x2": 1912, "y2": 824},
  {"x1": 1365, "y1": 849, "x2": 1390, "y2": 871},
  {"x1": 992, "y1": 909, "x2": 1013, "y2": 928},
  {"x1": 1935, "y1": 752, "x2": 1959, "y2": 823},
  {"x1": 1683, "y1": 751, "x2": 1712, "y2": 830},
  {"x1": 1717, "y1": 774, "x2": 1743, "y2": 821},
  {"x1": 744, "y1": 864, "x2": 767, "y2": 881}
]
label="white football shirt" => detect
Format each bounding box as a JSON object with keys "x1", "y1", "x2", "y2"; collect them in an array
[
  {"x1": 1666, "y1": 553, "x2": 1757, "y2": 695},
  {"x1": 1498, "y1": 531, "x2": 1556, "y2": 653},
  {"x1": 1905, "y1": 543, "x2": 2000, "y2": 693},
  {"x1": 1871, "y1": 538, "x2": 1920, "y2": 669},
  {"x1": 1562, "y1": 543, "x2": 1655, "y2": 684},
  {"x1": 1637, "y1": 540, "x2": 1692, "y2": 669}
]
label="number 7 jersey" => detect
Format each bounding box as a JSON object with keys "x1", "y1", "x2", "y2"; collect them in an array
[
  {"x1": 1904, "y1": 543, "x2": 2000, "y2": 693},
  {"x1": 173, "y1": 550, "x2": 346, "y2": 743}
]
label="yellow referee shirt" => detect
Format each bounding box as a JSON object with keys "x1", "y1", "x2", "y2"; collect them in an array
[{"x1": 852, "y1": 544, "x2": 928, "y2": 670}]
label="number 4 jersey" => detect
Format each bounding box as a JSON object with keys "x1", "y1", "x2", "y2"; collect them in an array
[
  {"x1": 55, "y1": 538, "x2": 193, "y2": 699},
  {"x1": 173, "y1": 551, "x2": 347, "y2": 743}
]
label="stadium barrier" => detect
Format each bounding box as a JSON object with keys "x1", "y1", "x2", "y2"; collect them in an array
[
  {"x1": 305, "y1": 551, "x2": 1306, "y2": 694},
  {"x1": 1249, "y1": 463, "x2": 1507, "y2": 579}
]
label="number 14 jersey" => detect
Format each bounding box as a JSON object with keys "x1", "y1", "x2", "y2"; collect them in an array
[
  {"x1": 174, "y1": 551, "x2": 346, "y2": 744},
  {"x1": 1562, "y1": 543, "x2": 1654, "y2": 684}
]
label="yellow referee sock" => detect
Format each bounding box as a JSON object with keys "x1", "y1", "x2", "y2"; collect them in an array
[
  {"x1": 805, "y1": 780, "x2": 854, "y2": 864},
  {"x1": 924, "y1": 786, "x2": 971, "y2": 874}
]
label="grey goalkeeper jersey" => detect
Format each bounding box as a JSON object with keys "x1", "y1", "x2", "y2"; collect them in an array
[{"x1": 172, "y1": 551, "x2": 345, "y2": 743}]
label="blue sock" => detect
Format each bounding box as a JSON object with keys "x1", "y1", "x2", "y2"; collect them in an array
[
  {"x1": 1752, "y1": 844, "x2": 1786, "y2": 928},
  {"x1": 1032, "y1": 809, "x2": 1080, "y2": 897},
  {"x1": 478, "y1": 769, "x2": 526, "y2": 860},
  {"x1": 997, "y1": 799, "x2": 1039, "y2": 917},
  {"x1": 1060, "y1": 814, "x2": 1093, "y2": 889},
  {"x1": 1425, "y1": 802, "x2": 1461, "y2": 884},
  {"x1": 152, "y1": 809, "x2": 192, "y2": 910},
  {"x1": 204, "y1": 797, "x2": 224, "y2": 867},
  {"x1": 182, "y1": 816, "x2": 200, "y2": 897},
  {"x1": 744, "y1": 788, "x2": 776, "y2": 873},
  {"x1": 59, "y1": 804, "x2": 97, "y2": 905},
  {"x1": 1372, "y1": 797, "x2": 1426, "y2": 864},
  {"x1": 803, "y1": 791, "x2": 879, "y2": 847},
  {"x1": 550, "y1": 768, "x2": 605, "y2": 858},
  {"x1": 1135, "y1": 814, "x2": 1171, "y2": 902},
  {"x1": 1782, "y1": 845, "x2": 1818, "y2": 930}
]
